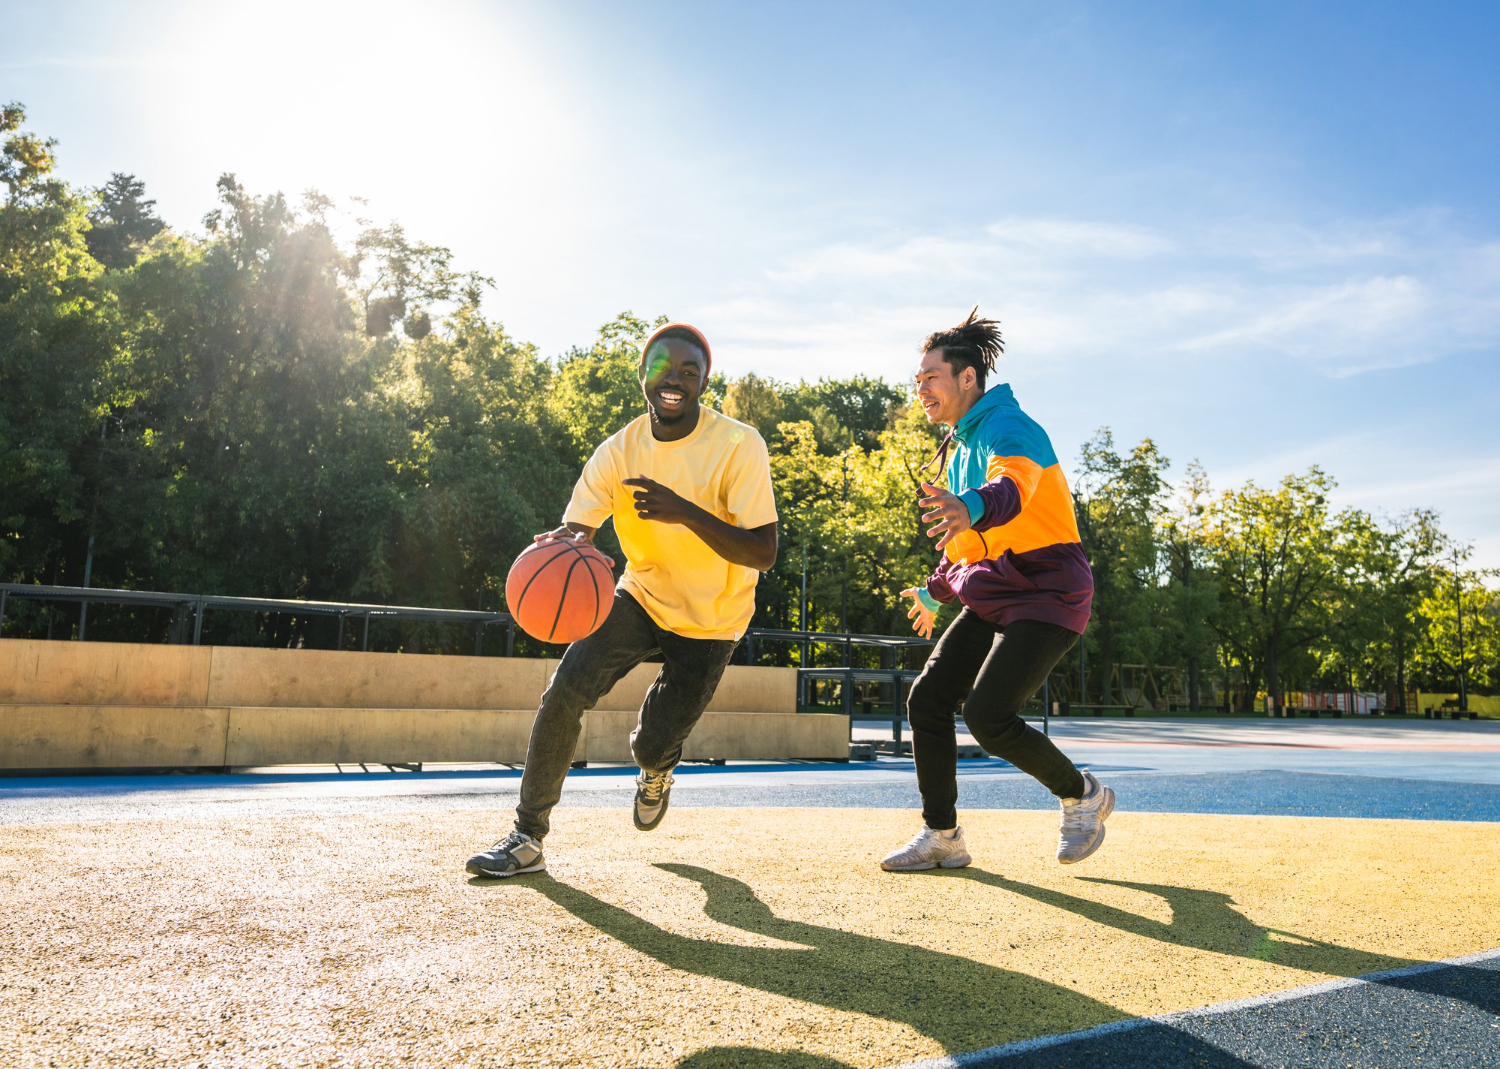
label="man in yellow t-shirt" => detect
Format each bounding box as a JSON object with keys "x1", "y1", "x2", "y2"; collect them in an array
[{"x1": 466, "y1": 323, "x2": 778, "y2": 878}]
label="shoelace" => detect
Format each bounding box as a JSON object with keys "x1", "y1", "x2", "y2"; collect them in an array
[
  {"x1": 902, "y1": 828, "x2": 941, "y2": 853},
  {"x1": 1060, "y1": 803, "x2": 1092, "y2": 834},
  {"x1": 638, "y1": 773, "x2": 670, "y2": 803},
  {"x1": 494, "y1": 832, "x2": 530, "y2": 854}
]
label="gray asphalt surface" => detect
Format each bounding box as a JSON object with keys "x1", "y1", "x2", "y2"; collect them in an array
[{"x1": 922, "y1": 952, "x2": 1500, "y2": 1069}]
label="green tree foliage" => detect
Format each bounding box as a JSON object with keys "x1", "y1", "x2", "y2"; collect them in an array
[
  {"x1": 1319, "y1": 510, "x2": 1448, "y2": 708},
  {"x1": 1414, "y1": 562, "x2": 1500, "y2": 695},
  {"x1": 1202, "y1": 469, "x2": 1353, "y2": 708},
  {"x1": 1157, "y1": 462, "x2": 1220, "y2": 709},
  {"x1": 85, "y1": 173, "x2": 164, "y2": 270},
  {"x1": 1073, "y1": 430, "x2": 1171, "y2": 702},
  {"x1": 0, "y1": 103, "x2": 115, "y2": 586},
  {"x1": 762, "y1": 404, "x2": 938, "y2": 644},
  {"x1": 547, "y1": 312, "x2": 664, "y2": 468}
]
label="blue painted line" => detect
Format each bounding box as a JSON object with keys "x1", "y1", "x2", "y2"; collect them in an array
[{"x1": 5, "y1": 765, "x2": 1499, "y2": 824}]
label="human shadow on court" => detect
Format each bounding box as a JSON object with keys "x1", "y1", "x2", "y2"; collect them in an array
[
  {"x1": 503, "y1": 864, "x2": 1263, "y2": 1069},
  {"x1": 950, "y1": 869, "x2": 1425, "y2": 978}
]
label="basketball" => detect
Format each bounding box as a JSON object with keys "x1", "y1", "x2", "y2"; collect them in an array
[{"x1": 505, "y1": 538, "x2": 616, "y2": 643}]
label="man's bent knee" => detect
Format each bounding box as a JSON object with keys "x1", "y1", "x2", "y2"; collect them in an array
[{"x1": 907, "y1": 677, "x2": 957, "y2": 728}]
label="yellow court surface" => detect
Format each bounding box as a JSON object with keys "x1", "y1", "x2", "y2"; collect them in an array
[{"x1": 4, "y1": 807, "x2": 1498, "y2": 1068}]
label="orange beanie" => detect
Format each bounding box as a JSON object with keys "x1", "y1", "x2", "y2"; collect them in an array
[{"x1": 642, "y1": 322, "x2": 712, "y2": 377}]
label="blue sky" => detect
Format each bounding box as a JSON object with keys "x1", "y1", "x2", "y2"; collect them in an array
[{"x1": 6, "y1": 1, "x2": 1499, "y2": 565}]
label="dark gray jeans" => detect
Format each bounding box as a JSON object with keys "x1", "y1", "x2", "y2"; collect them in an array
[
  {"x1": 514, "y1": 590, "x2": 737, "y2": 840},
  {"x1": 908, "y1": 610, "x2": 1085, "y2": 830}
]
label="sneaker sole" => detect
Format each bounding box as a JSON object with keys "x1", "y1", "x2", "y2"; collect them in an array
[
  {"x1": 1059, "y1": 785, "x2": 1116, "y2": 865},
  {"x1": 465, "y1": 859, "x2": 546, "y2": 878},
  {"x1": 881, "y1": 851, "x2": 972, "y2": 872}
]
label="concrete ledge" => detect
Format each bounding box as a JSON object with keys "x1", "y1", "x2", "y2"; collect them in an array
[
  {"x1": 1, "y1": 704, "x2": 849, "y2": 768},
  {"x1": 0, "y1": 639, "x2": 811, "y2": 768},
  {"x1": 0, "y1": 704, "x2": 229, "y2": 769},
  {"x1": 0, "y1": 640, "x2": 798, "y2": 716},
  {"x1": 0, "y1": 639, "x2": 213, "y2": 707},
  {"x1": 207, "y1": 647, "x2": 555, "y2": 711},
  {"x1": 222, "y1": 707, "x2": 556, "y2": 766},
  {"x1": 585, "y1": 661, "x2": 797, "y2": 715},
  {"x1": 583, "y1": 710, "x2": 847, "y2": 763}
]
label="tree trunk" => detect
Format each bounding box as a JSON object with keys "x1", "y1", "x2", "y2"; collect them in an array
[
  {"x1": 1099, "y1": 630, "x2": 1115, "y2": 703},
  {"x1": 1395, "y1": 632, "x2": 1407, "y2": 713},
  {"x1": 1188, "y1": 655, "x2": 1201, "y2": 711},
  {"x1": 1265, "y1": 644, "x2": 1280, "y2": 714}
]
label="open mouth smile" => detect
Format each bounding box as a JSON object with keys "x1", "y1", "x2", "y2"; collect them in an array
[{"x1": 657, "y1": 390, "x2": 686, "y2": 409}]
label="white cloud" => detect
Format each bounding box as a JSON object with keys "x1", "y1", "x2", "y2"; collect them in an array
[
  {"x1": 706, "y1": 211, "x2": 1500, "y2": 384},
  {"x1": 983, "y1": 217, "x2": 1175, "y2": 258}
]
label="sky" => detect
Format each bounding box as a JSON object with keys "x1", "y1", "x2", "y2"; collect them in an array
[{"x1": 5, "y1": 0, "x2": 1499, "y2": 565}]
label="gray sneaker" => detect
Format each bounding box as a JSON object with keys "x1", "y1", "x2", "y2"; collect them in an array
[
  {"x1": 465, "y1": 830, "x2": 545, "y2": 878},
  {"x1": 633, "y1": 769, "x2": 674, "y2": 831},
  {"x1": 1057, "y1": 770, "x2": 1115, "y2": 864},
  {"x1": 880, "y1": 824, "x2": 972, "y2": 871}
]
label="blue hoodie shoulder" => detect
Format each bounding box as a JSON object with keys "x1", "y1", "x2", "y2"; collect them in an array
[{"x1": 947, "y1": 384, "x2": 1059, "y2": 494}]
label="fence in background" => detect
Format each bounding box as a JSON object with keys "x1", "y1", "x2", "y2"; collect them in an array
[{"x1": 0, "y1": 584, "x2": 934, "y2": 712}]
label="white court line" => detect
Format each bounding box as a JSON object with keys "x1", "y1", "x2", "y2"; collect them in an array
[{"x1": 888, "y1": 946, "x2": 1500, "y2": 1068}]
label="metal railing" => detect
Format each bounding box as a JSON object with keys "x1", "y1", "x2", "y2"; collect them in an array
[
  {"x1": 0, "y1": 583, "x2": 933, "y2": 674},
  {"x1": 0, "y1": 583, "x2": 517, "y2": 655}
]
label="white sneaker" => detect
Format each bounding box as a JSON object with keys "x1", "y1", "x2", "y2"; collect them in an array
[
  {"x1": 880, "y1": 824, "x2": 972, "y2": 872},
  {"x1": 1057, "y1": 770, "x2": 1115, "y2": 864}
]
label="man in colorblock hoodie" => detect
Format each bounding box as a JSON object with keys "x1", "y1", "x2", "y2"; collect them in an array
[{"x1": 881, "y1": 309, "x2": 1115, "y2": 872}]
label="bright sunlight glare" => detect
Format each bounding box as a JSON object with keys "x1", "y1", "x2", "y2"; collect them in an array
[{"x1": 142, "y1": 0, "x2": 586, "y2": 249}]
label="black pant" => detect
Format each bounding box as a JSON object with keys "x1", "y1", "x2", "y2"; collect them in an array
[
  {"x1": 514, "y1": 590, "x2": 737, "y2": 840},
  {"x1": 908, "y1": 609, "x2": 1085, "y2": 830}
]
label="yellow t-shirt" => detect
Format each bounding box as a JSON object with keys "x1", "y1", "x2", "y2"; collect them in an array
[{"x1": 562, "y1": 407, "x2": 778, "y2": 640}]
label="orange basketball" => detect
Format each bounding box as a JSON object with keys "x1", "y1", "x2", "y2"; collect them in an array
[{"x1": 505, "y1": 539, "x2": 616, "y2": 643}]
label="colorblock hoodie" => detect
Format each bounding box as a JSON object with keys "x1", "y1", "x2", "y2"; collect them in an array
[{"x1": 916, "y1": 384, "x2": 1093, "y2": 633}]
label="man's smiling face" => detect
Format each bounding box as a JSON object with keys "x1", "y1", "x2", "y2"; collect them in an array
[
  {"x1": 914, "y1": 348, "x2": 972, "y2": 426},
  {"x1": 640, "y1": 337, "x2": 706, "y2": 425}
]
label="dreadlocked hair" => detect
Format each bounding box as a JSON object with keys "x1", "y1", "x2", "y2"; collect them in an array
[{"x1": 922, "y1": 307, "x2": 1004, "y2": 391}]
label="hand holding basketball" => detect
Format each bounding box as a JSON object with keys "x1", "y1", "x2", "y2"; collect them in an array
[
  {"x1": 534, "y1": 525, "x2": 586, "y2": 544},
  {"x1": 506, "y1": 536, "x2": 616, "y2": 644}
]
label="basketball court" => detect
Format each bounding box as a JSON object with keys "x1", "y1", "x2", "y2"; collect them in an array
[{"x1": 4, "y1": 718, "x2": 1498, "y2": 1068}]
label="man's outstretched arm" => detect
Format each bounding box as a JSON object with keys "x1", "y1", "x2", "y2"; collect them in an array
[{"x1": 622, "y1": 476, "x2": 778, "y2": 571}]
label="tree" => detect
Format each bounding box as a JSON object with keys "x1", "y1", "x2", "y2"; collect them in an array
[
  {"x1": 1321, "y1": 510, "x2": 1447, "y2": 709},
  {"x1": 86, "y1": 173, "x2": 165, "y2": 270},
  {"x1": 1072, "y1": 429, "x2": 1171, "y2": 703},
  {"x1": 759, "y1": 399, "x2": 938, "y2": 644},
  {"x1": 1203, "y1": 469, "x2": 1346, "y2": 709},
  {"x1": 1413, "y1": 558, "x2": 1500, "y2": 699},
  {"x1": 349, "y1": 221, "x2": 488, "y2": 340},
  {"x1": 723, "y1": 373, "x2": 784, "y2": 440},
  {"x1": 0, "y1": 103, "x2": 116, "y2": 592},
  {"x1": 547, "y1": 312, "x2": 664, "y2": 469},
  {"x1": 1158, "y1": 461, "x2": 1221, "y2": 709},
  {"x1": 373, "y1": 304, "x2": 573, "y2": 616}
]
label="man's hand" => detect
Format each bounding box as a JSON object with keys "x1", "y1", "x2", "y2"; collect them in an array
[
  {"x1": 918, "y1": 480, "x2": 972, "y2": 551},
  {"x1": 623, "y1": 476, "x2": 700, "y2": 525},
  {"x1": 534, "y1": 523, "x2": 596, "y2": 545},
  {"x1": 620, "y1": 475, "x2": 776, "y2": 570},
  {"x1": 900, "y1": 587, "x2": 937, "y2": 640}
]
